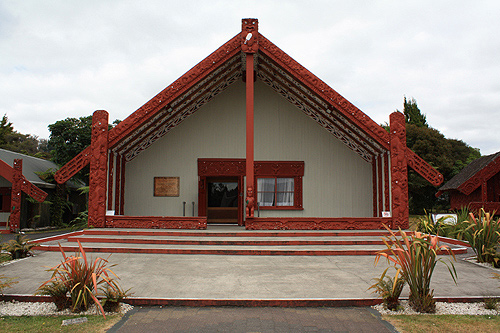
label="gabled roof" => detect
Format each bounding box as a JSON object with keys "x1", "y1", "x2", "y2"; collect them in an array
[
  {"x1": 55, "y1": 18, "x2": 442, "y2": 187},
  {"x1": 0, "y1": 149, "x2": 83, "y2": 189},
  {"x1": 439, "y1": 151, "x2": 500, "y2": 195}
]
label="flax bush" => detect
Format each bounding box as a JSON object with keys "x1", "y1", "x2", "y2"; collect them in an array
[
  {"x1": 37, "y1": 241, "x2": 121, "y2": 317},
  {"x1": 461, "y1": 209, "x2": 500, "y2": 264},
  {"x1": 375, "y1": 225, "x2": 457, "y2": 313}
]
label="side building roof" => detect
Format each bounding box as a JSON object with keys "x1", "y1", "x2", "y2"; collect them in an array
[
  {"x1": 438, "y1": 151, "x2": 500, "y2": 194},
  {"x1": 0, "y1": 149, "x2": 84, "y2": 189}
]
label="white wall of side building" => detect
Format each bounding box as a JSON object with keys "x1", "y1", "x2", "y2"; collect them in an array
[{"x1": 124, "y1": 80, "x2": 373, "y2": 217}]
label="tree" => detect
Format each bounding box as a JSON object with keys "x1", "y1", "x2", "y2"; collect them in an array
[
  {"x1": 402, "y1": 97, "x2": 428, "y2": 127},
  {"x1": 1, "y1": 132, "x2": 39, "y2": 155},
  {"x1": 48, "y1": 116, "x2": 92, "y2": 161},
  {"x1": 47, "y1": 116, "x2": 119, "y2": 182},
  {"x1": 395, "y1": 98, "x2": 480, "y2": 214},
  {"x1": 0, "y1": 114, "x2": 14, "y2": 146}
]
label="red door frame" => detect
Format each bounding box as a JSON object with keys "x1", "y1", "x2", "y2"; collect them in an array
[{"x1": 198, "y1": 159, "x2": 246, "y2": 226}]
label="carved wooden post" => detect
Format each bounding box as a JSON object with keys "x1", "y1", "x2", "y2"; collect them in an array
[
  {"x1": 88, "y1": 110, "x2": 109, "y2": 228},
  {"x1": 390, "y1": 112, "x2": 409, "y2": 229},
  {"x1": 384, "y1": 152, "x2": 390, "y2": 212},
  {"x1": 9, "y1": 159, "x2": 23, "y2": 232},
  {"x1": 107, "y1": 151, "x2": 114, "y2": 211},
  {"x1": 114, "y1": 154, "x2": 121, "y2": 214},
  {"x1": 242, "y1": 18, "x2": 258, "y2": 219}
]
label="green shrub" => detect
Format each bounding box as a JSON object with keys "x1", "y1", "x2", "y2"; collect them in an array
[
  {"x1": 100, "y1": 284, "x2": 132, "y2": 313},
  {"x1": 0, "y1": 274, "x2": 18, "y2": 294},
  {"x1": 375, "y1": 225, "x2": 457, "y2": 313},
  {"x1": 35, "y1": 280, "x2": 70, "y2": 310},
  {"x1": 461, "y1": 209, "x2": 500, "y2": 264},
  {"x1": 4, "y1": 235, "x2": 38, "y2": 259},
  {"x1": 369, "y1": 267, "x2": 405, "y2": 311}
]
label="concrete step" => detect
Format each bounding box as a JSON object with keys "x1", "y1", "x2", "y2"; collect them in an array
[
  {"x1": 66, "y1": 235, "x2": 387, "y2": 246},
  {"x1": 32, "y1": 227, "x2": 468, "y2": 256}
]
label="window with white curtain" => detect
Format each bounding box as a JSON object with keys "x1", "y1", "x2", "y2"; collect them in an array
[{"x1": 257, "y1": 177, "x2": 294, "y2": 207}]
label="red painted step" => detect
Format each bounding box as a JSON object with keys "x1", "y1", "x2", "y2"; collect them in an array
[
  {"x1": 66, "y1": 236, "x2": 386, "y2": 246},
  {"x1": 81, "y1": 229, "x2": 391, "y2": 238}
]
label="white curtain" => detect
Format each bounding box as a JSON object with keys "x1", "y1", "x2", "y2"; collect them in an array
[
  {"x1": 257, "y1": 178, "x2": 275, "y2": 206},
  {"x1": 276, "y1": 178, "x2": 294, "y2": 206}
]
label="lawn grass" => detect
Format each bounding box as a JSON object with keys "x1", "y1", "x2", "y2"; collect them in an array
[
  {"x1": 384, "y1": 314, "x2": 500, "y2": 333},
  {"x1": 0, "y1": 314, "x2": 122, "y2": 333}
]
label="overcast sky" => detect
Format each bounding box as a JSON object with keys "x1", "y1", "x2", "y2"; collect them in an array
[{"x1": 1, "y1": 1, "x2": 499, "y2": 155}]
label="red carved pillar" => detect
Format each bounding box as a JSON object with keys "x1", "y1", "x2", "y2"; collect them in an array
[
  {"x1": 114, "y1": 154, "x2": 121, "y2": 214},
  {"x1": 372, "y1": 158, "x2": 377, "y2": 217},
  {"x1": 390, "y1": 112, "x2": 409, "y2": 229},
  {"x1": 107, "y1": 151, "x2": 114, "y2": 211},
  {"x1": 88, "y1": 110, "x2": 109, "y2": 228},
  {"x1": 119, "y1": 157, "x2": 126, "y2": 215},
  {"x1": 481, "y1": 180, "x2": 488, "y2": 205},
  {"x1": 384, "y1": 152, "x2": 390, "y2": 212},
  {"x1": 9, "y1": 159, "x2": 23, "y2": 232},
  {"x1": 377, "y1": 154, "x2": 383, "y2": 217},
  {"x1": 242, "y1": 18, "x2": 258, "y2": 219}
]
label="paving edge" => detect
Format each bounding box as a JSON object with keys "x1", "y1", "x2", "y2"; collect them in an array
[{"x1": 2, "y1": 295, "x2": 499, "y2": 307}]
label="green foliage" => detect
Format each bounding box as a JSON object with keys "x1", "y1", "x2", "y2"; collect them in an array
[
  {"x1": 36, "y1": 169, "x2": 74, "y2": 227},
  {"x1": 369, "y1": 267, "x2": 405, "y2": 311},
  {"x1": 399, "y1": 97, "x2": 481, "y2": 214},
  {"x1": 37, "y1": 241, "x2": 121, "y2": 317},
  {"x1": 35, "y1": 281, "x2": 71, "y2": 310},
  {"x1": 0, "y1": 274, "x2": 18, "y2": 294},
  {"x1": 4, "y1": 234, "x2": 38, "y2": 259},
  {"x1": 375, "y1": 226, "x2": 457, "y2": 313},
  {"x1": 100, "y1": 284, "x2": 132, "y2": 312},
  {"x1": 47, "y1": 116, "x2": 118, "y2": 183},
  {"x1": 484, "y1": 297, "x2": 498, "y2": 310},
  {"x1": 461, "y1": 209, "x2": 500, "y2": 264},
  {"x1": 48, "y1": 116, "x2": 93, "y2": 167},
  {"x1": 402, "y1": 96, "x2": 428, "y2": 127},
  {"x1": 68, "y1": 210, "x2": 89, "y2": 230},
  {"x1": 0, "y1": 114, "x2": 14, "y2": 146}
]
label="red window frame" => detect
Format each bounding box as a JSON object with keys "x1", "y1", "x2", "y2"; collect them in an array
[{"x1": 254, "y1": 161, "x2": 304, "y2": 210}]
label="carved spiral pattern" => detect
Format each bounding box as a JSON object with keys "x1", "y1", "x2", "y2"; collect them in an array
[{"x1": 88, "y1": 111, "x2": 109, "y2": 228}]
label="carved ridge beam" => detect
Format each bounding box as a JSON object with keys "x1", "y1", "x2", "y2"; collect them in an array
[
  {"x1": 258, "y1": 56, "x2": 385, "y2": 155},
  {"x1": 113, "y1": 55, "x2": 241, "y2": 154},
  {"x1": 119, "y1": 64, "x2": 242, "y2": 158},
  {"x1": 109, "y1": 34, "x2": 242, "y2": 148},
  {"x1": 258, "y1": 65, "x2": 381, "y2": 158},
  {"x1": 257, "y1": 70, "x2": 373, "y2": 162},
  {"x1": 259, "y1": 34, "x2": 390, "y2": 150},
  {"x1": 405, "y1": 148, "x2": 444, "y2": 186},
  {"x1": 125, "y1": 70, "x2": 241, "y2": 161},
  {"x1": 457, "y1": 155, "x2": 500, "y2": 196}
]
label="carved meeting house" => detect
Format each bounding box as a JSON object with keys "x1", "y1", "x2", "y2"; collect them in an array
[{"x1": 54, "y1": 18, "x2": 443, "y2": 230}]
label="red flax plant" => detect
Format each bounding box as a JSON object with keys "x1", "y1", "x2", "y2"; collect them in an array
[
  {"x1": 374, "y1": 225, "x2": 458, "y2": 313},
  {"x1": 37, "y1": 241, "x2": 120, "y2": 318},
  {"x1": 461, "y1": 209, "x2": 500, "y2": 264}
]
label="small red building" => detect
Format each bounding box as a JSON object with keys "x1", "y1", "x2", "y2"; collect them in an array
[
  {"x1": 55, "y1": 19, "x2": 443, "y2": 230},
  {"x1": 437, "y1": 151, "x2": 500, "y2": 212}
]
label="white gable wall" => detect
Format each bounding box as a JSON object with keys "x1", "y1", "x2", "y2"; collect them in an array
[{"x1": 124, "y1": 80, "x2": 373, "y2": 217}]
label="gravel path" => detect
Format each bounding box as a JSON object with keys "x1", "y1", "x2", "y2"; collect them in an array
[
  {"x1": 373, "y1": 301, "x2": 500, "y2": 316},
  {"x1": 0, "y1": 301, "x2": 133, "y2": 317}
]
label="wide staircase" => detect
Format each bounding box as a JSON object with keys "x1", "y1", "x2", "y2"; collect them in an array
[{"x1": 34, "y1": 225, "x2": 467, "y2": 256}]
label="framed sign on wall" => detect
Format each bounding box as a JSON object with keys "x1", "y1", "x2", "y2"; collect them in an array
[{"x1": 154, "y1": 177, "x2": 180, "y2": 197}]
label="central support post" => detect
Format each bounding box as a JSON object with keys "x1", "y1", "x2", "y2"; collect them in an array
[
  {"x1": 245, "y1": 53, "x2": 255, "y2": 218},
  {"x1": 242, "y1": 18, "x2": 259, "y2": 219}
]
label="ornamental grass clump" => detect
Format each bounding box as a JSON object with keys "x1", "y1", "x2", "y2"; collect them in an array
[
  {"x1": 369, "y1": 267, "x2": 405, "y2": 311},
  {"x1": 36, "y1": 241, "x2": 120, "y2": 317},
  {"x1": 461, "y1": 209, "x2": 500, "y2": 264},
  {"x1": 375, "y1": 225, "x2": 458, "y2": 313}
]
